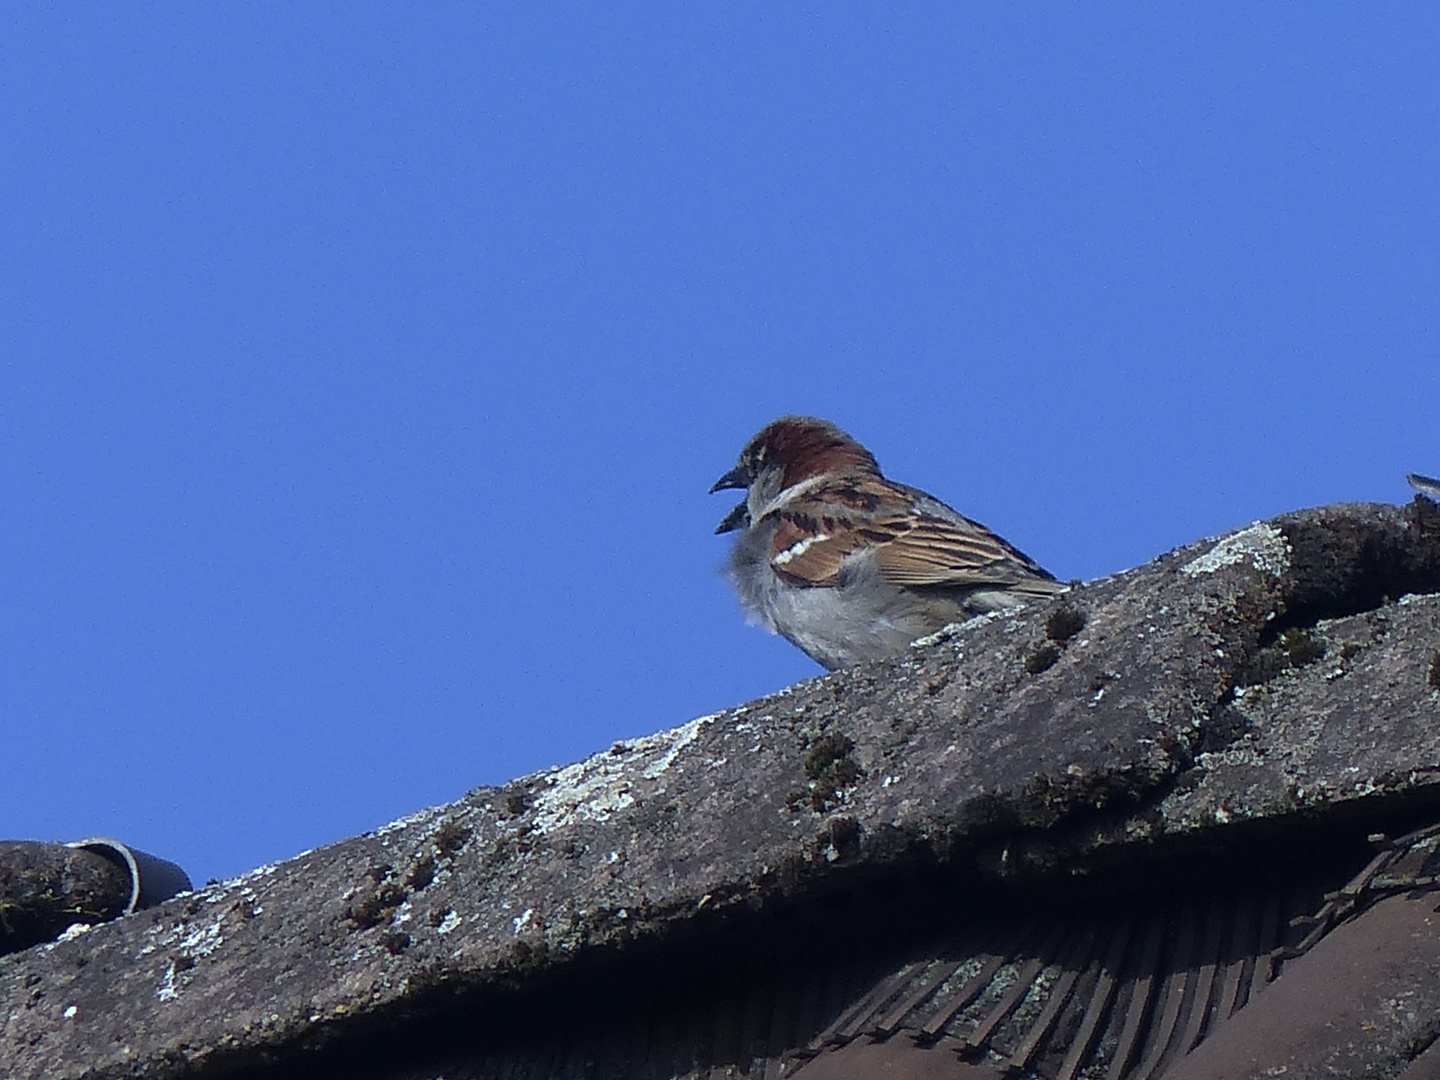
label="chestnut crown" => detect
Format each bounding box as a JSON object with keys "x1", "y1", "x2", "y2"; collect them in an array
[{"x1": 709, "y1": 416, "x2": 880, "y2": 497}]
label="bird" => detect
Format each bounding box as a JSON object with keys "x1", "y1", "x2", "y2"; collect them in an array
[
  {"x1": 710, "y1": 416, "x2": 1067, "y2": 670},
  {"x1": 1408, "y1": 473, "x2": 1440, "y2": 499}
]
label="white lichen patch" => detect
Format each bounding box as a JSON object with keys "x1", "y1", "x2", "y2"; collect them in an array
[
  {"x1": 529, "y1": 713, "x2": 715, "y2": 833},
  {"x1": 153, "y1": 915, "x2": 226, "y2": 1008},
  {"x1": 909, "y1": 626, "x2": 957, "y2": 649},
  {"x1": 1181, "y1": 523, "x2": 1291, "y2": 579},
  {"x1": 214, "y1": 860, "x2": 281, "y2": 891},
  {"x1": 177, "y1": 915, "x2": 227, "y2": 957},
  {"x1": 1397, "y1": 592, "x2": 1440, "y2": 607},
  {"x1": 155, "y1": 964, "x2": 181, "y2": 1003},
  {"x1": 144, "y1": 907, "x2": 230, "y2": 1001},
  {"x1": 640, "y1": 714, "x2": 713, "y2": 779},
  {"x1": 372, "y1": 803, "x2": 448, "y2": 839},
  {"x1": 435, "y1": 910, "x2": 462, "y2": 935},
  {"x1": 911, "y1": 612, "x2": 1000, "y2": 650}
]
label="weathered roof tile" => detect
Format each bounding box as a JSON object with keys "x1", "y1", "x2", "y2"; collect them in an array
[{"x1": 2, "y1": 500, "x2": 1437, "y2": 1079}]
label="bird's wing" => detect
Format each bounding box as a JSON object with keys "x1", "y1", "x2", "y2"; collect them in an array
[
  {"x1": 765, "y1": 476, "x2": 1059, "y2": 592},
  {"x1": 870, "y1": 487, "x2": 1058, "y2": 589},
  {"x1": 764, "y1": 503, "x2": 872, "y2": 587}
]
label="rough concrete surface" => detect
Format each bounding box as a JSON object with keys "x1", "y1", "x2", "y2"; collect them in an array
[{"x1": 2, "y1": 500, "x2": 1438, "y2": 1080}]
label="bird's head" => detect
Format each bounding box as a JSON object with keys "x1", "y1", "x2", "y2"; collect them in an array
[{"x1": 709, "y1": 416, "x2": 879, "y2": 533}]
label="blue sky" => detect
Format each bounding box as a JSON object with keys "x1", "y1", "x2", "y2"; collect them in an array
[{"x1": 2, "y1": 5, "x2": 1436, "y2": 884}]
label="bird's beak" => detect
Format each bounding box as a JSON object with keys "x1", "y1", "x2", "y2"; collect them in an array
[
  {"x1": 708, "y1": 466, "x2": 749, "y2": 494},
  {"x1": 714, "y1": 501, "x2": 750, "y2": 534}
]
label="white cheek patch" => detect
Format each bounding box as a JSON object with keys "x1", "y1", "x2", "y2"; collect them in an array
[{"x1": 773, "y1": 533, "x2": 828, "y2": 566}]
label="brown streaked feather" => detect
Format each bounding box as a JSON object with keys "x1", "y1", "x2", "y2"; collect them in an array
[
  {"x1": 873, "y1": 514, "x2": 1054, "y2": 588},
  {"x1": 768, "y1": 514, "x2": 863, "y2": 586},
  {"x1": 766, "y1": 475, "x2": 1056, "y2": 592}
]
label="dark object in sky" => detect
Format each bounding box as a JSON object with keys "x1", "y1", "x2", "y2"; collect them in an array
[
  {"x1": 3, "y1": 500, "x2": 1439, "y2": 1080},
  {"x1": 1408, "y1": 471, "x2": 1440, "y2": 499}
]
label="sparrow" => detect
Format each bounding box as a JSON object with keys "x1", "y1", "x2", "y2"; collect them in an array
[
  {"x1": 711, "y1": 416, "x2": 1067, "y2": 670},
  {"x1": 1408, "y1": 473, "x2": 1440, "y2": 499}
]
